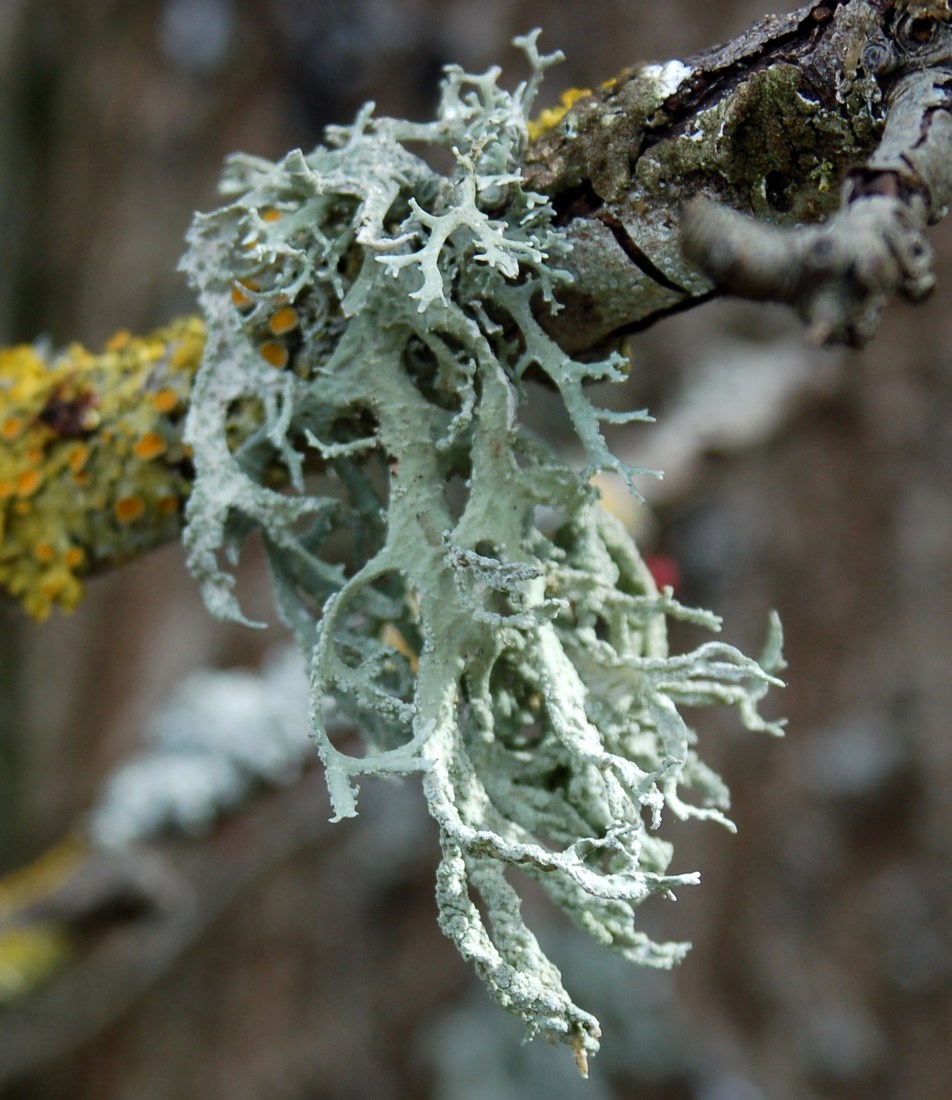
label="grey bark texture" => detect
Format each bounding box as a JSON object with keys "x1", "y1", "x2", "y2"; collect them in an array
[{"x1": 529, "y1": 0, "x2": 952, "y2": 349}]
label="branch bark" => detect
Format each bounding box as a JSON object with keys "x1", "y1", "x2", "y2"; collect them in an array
[
  {"x1": 682, "y1": 45, "x2": 952, "y2": 343},
  {"x1": 527, "y1": 0, "x2": 952, "y2": 350}
]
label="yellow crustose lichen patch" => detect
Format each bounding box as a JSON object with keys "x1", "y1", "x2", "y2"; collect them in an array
[
  {"x1": 527, "y1": 86, "x2": 591, "y2": 141},
  {"x1": 0, "y1": 316, "x2": 205, "y2": 619},
  {"x1": 0, "y1": 835, "x2": 86, "y2": 1005}
]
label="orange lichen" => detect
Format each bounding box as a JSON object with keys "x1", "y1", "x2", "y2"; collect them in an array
[
  {"x1": 114, "y1": 496, "x2": 146, "y2": 524},
  {"x1": 0, "y1": 319, "x2": 200, "y2": 616},
  {"x1": 2, "y1": 417, "x2": 25, "y2": 441},
  {"x1": 67, "y1": 444, "x2": 89, "y2": 473},
  {"x1": 262, "y1": 208, "x2": 283, "y2": 222},
  {"x1": 151, "y1": 388, "x2": 179, "y2": 414},
  {"x1": 230, "y1": 277, "x2": 263, "y2": 309},
  {"x1": 0, "y1": 316, "x2": 240, "y2": 619},
  {"x1": 259, "y1": 341, "x2": 289, "y2": 369},
  {"x1": 231, "y1": 283, "x2": 253, "y2": 308},
  {"x1": 132, "y1": 432, "x2": 167, "y2": 461},
  {"x1": 268, "y1": 306, "x2": 299, "y2": 335},
  {"x1": 104, "y1": 329, "x2": 131, "y2": 353},
  {"x1": 15, "y1": 469, "x2": 43, "y2": 498}
]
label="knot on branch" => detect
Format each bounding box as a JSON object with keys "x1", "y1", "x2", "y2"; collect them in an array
[{"x1": 680, "y1": 192, "x2": 935, "y2": 346}]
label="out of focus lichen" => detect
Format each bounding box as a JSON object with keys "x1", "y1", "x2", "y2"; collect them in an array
[
  {"x1": 0, "y1": 837, "x2": 84, "y2": 1006},
  {"x1": 0, "y1": 318, "x2": 204, "y2": 618}
]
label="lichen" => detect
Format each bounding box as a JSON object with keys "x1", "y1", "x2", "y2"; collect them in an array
[
  {"x1": 89, "y1": 647, "x2": 314, "y2": 846},
  {"x1": 181, "y1": 32, "x2": 783, "y2": 1072},
  {"x1": 0, "y1": 837, "x2": 84, "y2": 1006},
  {"x1": 636, "y1": 63, "x2": 870, "y2": 222},
  {"x1": 527, "y1": 86, "x2": 592, "y2": 142},
  {"x1": 0, "y1": 318, "x2": 205, "y2": 619}
]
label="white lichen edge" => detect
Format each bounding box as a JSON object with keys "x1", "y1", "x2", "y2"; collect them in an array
[{"x1": 641, "y1": 60, "x2": 694, "y2": 98}]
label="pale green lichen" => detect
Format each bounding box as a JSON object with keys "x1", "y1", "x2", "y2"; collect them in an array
[{"x1": 181, "y1": 33, "x2": 783, "y2": 1072}]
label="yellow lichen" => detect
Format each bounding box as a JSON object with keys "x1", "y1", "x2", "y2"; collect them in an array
[
  {"x1": 104, "y1": 329, "x2": 131, "y2": 352},
  {"x1": 380, "y1": 622, "x2": 420, "y2": 673},
  {"x1": 0, "y1": 835, "x2": 86, "y2": 1006},
  {"x1": 0, "y1": 316, "x2": 206, "y2": 619},
  {"x1": 527, "y1": 86, "x2": 591, "y2": 141},
  {"x1": 0, "y1": 927, "x2": 73, "y2": 1005}
]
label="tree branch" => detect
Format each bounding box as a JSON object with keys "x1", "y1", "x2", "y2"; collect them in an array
[
  {"x1": 682, "y1": 27, "x2": 952, "y2": 343},
  {"x1": 0, "y1": 769, "x2": 337, "y2": 1082}
]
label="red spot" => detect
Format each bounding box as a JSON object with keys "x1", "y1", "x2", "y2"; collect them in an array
[{"x1": 645, "y1": 552, "x2": 682, "y2": 595}]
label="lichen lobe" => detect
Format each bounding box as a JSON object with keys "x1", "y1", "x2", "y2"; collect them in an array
[{"x1": 181, "y1": 32, "x2": 783, "y2": 1069}]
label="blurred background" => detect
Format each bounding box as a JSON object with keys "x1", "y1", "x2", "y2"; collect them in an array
[{"x1": 1, "y1": 1, "x2": 950, "y2": 1097}]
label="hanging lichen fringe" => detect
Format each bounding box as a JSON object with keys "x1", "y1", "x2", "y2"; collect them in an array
[{"x1": 180, "y1": 33, "x2": 783, "y2": 1074}]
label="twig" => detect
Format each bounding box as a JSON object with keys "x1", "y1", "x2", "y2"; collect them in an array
[{"x1": 682, "y1": 61, "x2": 952, "y2": 344}]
